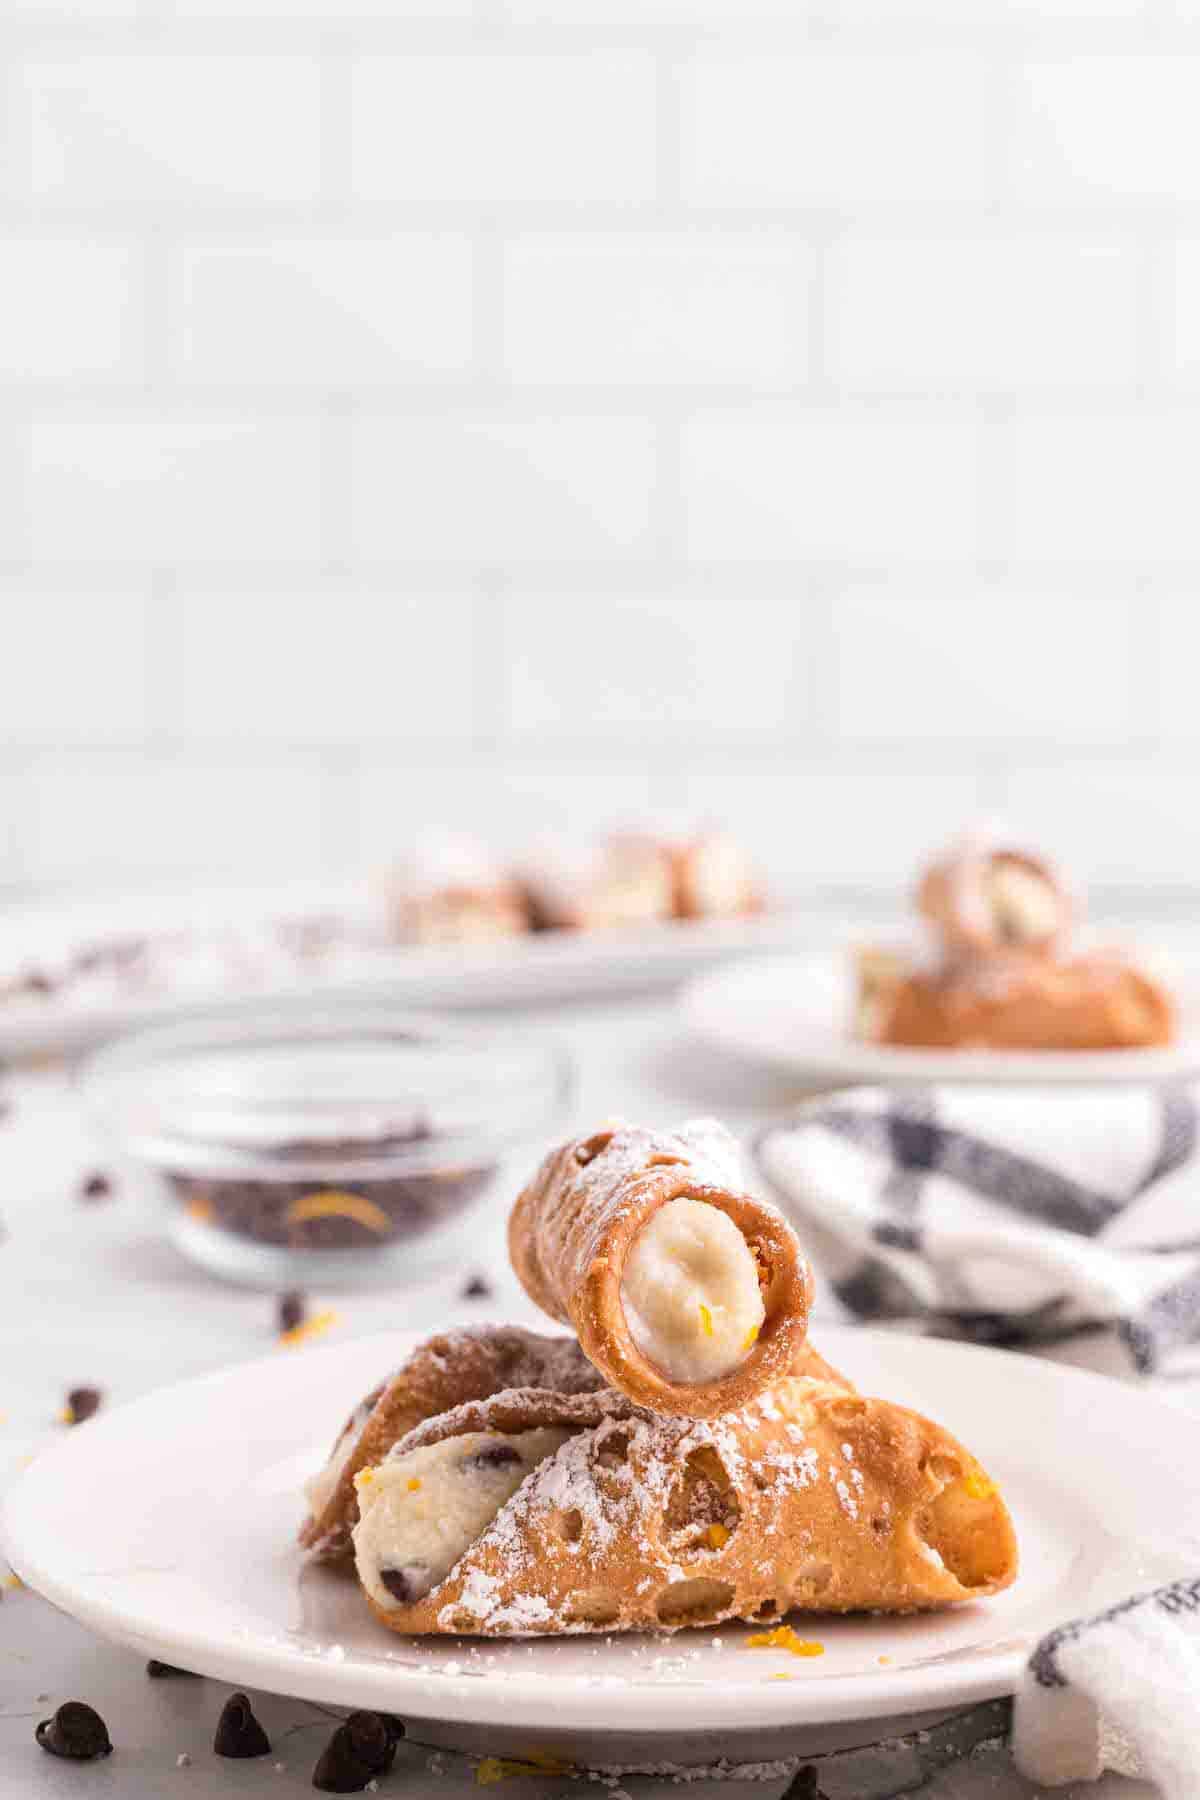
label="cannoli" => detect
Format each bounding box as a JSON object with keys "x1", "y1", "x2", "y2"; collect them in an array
[
  {"x1": 299, "y1": 1327, "x2": 604, "y2": 1562},
  {"x1": 851, "y1": 942, "x2": 918, "y2": 1043},
  {"x1": 865, "y1": 949, "x2": 1175, "y2": 1051},
  {"x1": 917, "y1": 835, "x2": 1072, "y2": 959},
  {"x1": 508, "y1": 1120, "x2": 814, "y2": 1418},
  {"x1": 301, "y1": 1322, "x2": 852, "y2": 1564},
  {"x1": 608, "y1": 827, "x2": 763, "y2": 922},
  {"x1": 514, "y1": 839, "x2": 674, "y2": 933},
  {"x1": 353, "y1": 1375, "x2": 1017, "y2": 1637},
  {"x1": 382, "y1": 837, "x2": 529, "y2": 945}
]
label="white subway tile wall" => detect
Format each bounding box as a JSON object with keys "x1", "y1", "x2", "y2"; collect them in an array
[{"x1": 1, "y1": 2, "x2": 1197, "y2": 897}]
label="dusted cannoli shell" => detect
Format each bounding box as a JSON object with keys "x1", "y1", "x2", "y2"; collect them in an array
[
  {"x1": 875, "y1": 950, "x2": 1175, "y2": 1051},
  {"x1": 670, "y1": 832, "x2": 764, "y2": 921},
  {"x1": 508, "y1": 1121, "x2": 814, "y2": 1419},
  {"x1": 918, "y1": 841, "x2": 1072, "y2": 959},
  {"x1": 299, "y1": 1327, "x2": 604, "y2": 1562},
  {"x1": 362, "y1": 1375, "x2": 1017, "y2": 1638}
]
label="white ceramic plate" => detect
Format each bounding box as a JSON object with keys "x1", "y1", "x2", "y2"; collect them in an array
[
  {"x1": 3, "y1": 1328, "x2": 1192, "y2": 1758},
  {"x1": 683, "y1": 950, "x2": 1200, "y2": 1086},
  {"x1": 0, "y1": 884, "x2": 825, "y2": 1059}
]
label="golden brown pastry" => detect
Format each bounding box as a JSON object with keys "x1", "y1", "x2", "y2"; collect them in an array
[
  {"x1": 301, "y1": 1322, "x2": 851, "y2": 1565},
  {"x1": 352, "y1": 1376, "x2": 1017, "y2": 1636},
  {"x1": 508, "y1": 1120, "x2": 813, "y2": 1419},
  {"x1": 864, "y1": 949, "x2": 1175, "y2": 1051},
  {"x1": 382, "y1": 837, "x2": 529, "y2": 945},
  {"x1": 299, "y1": 1327, "x2": 604, "y2": 1562},
  {"x1": 917, "y1": 836, "x2": 1072, "y2": 960},
  {"x1": 514, "y1": 838, "x2": 674, "y2": 933}
]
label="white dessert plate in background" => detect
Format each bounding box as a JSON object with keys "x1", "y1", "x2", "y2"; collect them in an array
[
  {"x1": 3, "y1": 1327, "x2": 1193, "y2": 1759},
  {"x1": 682, "y1": 950, "x2": 1200, "y2": 1086}
]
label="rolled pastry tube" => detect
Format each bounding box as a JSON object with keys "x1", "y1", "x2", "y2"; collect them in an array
[
  {"x1": 358, "y1": 1376, "x2": 1018, "y2": 1637},
  {"x1": 918, "y1": 837, "x2": 1072, "y2": 959},
  {"x1": 508, "y1": 1120, "x2": 813, "y2": 1418},
  {"x1": 299, "y1": 1325, "x2": 604, "y2": 1562},
  {"x1": 876, "y1": 948, "x2": 1175, "y2": 1051}
]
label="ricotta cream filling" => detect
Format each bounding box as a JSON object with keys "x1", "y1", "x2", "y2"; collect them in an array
[
  {"x1": 620, "y1": 1196, "x2": 765, "y2": 1385},
  {"x1": 303, "y1": 1423, "x2": 358, "y2": 1521},
  {"x1": 987, "y1": 862, "x2": 1059, "y2": 944},
  {"x1": 352, "y1": 1428, "x2": 571, "y2": 1611}
]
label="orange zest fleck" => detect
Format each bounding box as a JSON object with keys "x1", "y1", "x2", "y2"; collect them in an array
[
  {"x1": 354, "y1": 1468, "x2": 375, "y2": 1491},
  {"x1": 963, "y1": 1467, "x2": 997, "y2": 1500},
  {"x1": 284, "y1": 1191, "x2": 392, "y2": 1235},
  {"x1": 406, "y1": 1477, "x2": 422, "y2": 1493},
  {"x1": 745, "y1": 1626, "x2": 824, "y2": 1658},
  {"x1": 706, "y1": 1523, "x2": 730, "y2": 1550},
  {"x1": 741, "y1": 1323, "x2": 760, "y2": 1352},
  {"x1": 698, "y1": 1302, "x2": 714, "y2": 1337},
  {"x1": 278, "y1": 1308, "x2": 339, "y2": 1349},
  {"x1": 768, "y1": 1672, "x2": 795, "y2": 1681},
  {"x1": 475, "y1": 1750, "x2": 572, "y2": 1785},
  {"x1": 2, "y1": 1573, "x2": 23, "y2": 1590},
  {"x1": 185, "y1": 1196, "x2": 214, "y2": 1224},
  {"x1": 57, "y1": 1407, "x2": 74, "y2": 1425},
  {"x1": 877, "y1": 1654, "x2": 893, "y2": 1665}
]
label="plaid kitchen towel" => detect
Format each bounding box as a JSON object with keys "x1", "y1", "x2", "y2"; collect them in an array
[
  {"x1": 753, "y1": 1084, "x2": 1200, "y2": 1374},
  {"x1": 756, "y1": 1084, "x2": 1200, "y2": 1790},
  {"x1": 1013, "y1": 1576, "x2": 1200, "y2": 1793}
]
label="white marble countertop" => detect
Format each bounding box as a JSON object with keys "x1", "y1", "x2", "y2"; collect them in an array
[{"x1": 0, "y1": 992, "x2": 1166, "y2": 1798}]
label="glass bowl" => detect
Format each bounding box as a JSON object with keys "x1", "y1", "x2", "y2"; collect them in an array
[{"x1": 79, "y1": 1003, "x2": 573, "y2": 1288}]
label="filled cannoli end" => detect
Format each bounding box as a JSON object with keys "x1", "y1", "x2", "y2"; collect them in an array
[
  {"x1": 361, "y1": 1380, "x2": 1017, "y2": 1638},
  {"x1": 620, "y1": 1196, "x2": 766, "y2": 1385},
  {"x1": 303, "y1": 1420, "x2": 361, "y2": 1522},
  {"x1": 984, "y1": 857, "x2": 1061, "y2": 948},
  {"x1": 353, "y1": 1428, "x2": 573, "y2": 1611}
]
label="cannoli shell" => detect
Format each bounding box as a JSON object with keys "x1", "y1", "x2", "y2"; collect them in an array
[
  {"x1": 364, "y1": 1376, "x2": 1017, "y2": 1637},
  {"x1": 877, "y1": 952, "x2": 1175, "y2": 1051},
  {"x1": 299, "y1": 1327, "x2": 604, "y2": 1562},
  {"x1": 508, "y1": 1121, "x2": 814, "y2": 1418},
  {"x1": 918, "y1": 844, "x2": 1071, "y2": 959}
]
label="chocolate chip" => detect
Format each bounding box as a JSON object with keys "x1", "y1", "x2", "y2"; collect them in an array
[
  {"x1": 464, "y1": 1443, "x2": 521, "y2": 1471},
  {"x1": 65, "y1": 1387, "x2": 102, "y2": 1425},
  {"x1": 213, "y1": 1692, "x2": 271, "y2": 1758},
  {"x1": 278, "y1": 1290, "x2": 307, "y2": 1334},
  {"x1": 782, "y1": 1768, "x2": 822, "y2": 1800},
  {"x1": 80, "y1": 1171, "x2": 113, "y2": 1202},
  {"x1": 346, "y1": 1711, "x2": 400, "y2": 1774},
  {"x1": 146, "y1": 1659, "x2": 200, "y2": 1679},
  {"x1": 36, "y1": 1702, "x2": 112, "y2": 1760},
  {"x1": 461, "y1": 1274, "x2": 492, "y2": 1299},
  {"x1": 312, "y1": 1726, "x2": 363, "y2": 1793},
  {"x1": 312, "y1": 1711, "x2": 402, "y2": 1789},
  {"x1": 380, "y1": 1566, "x2": 429, "y2": 1605}
]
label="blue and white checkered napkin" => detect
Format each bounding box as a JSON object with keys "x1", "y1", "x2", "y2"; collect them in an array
[{"x1": 754, "y1": 1085, "x2": 1200, "y2": 1792}]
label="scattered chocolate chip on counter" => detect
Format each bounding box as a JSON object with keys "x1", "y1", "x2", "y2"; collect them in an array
[
  {"x1": 80, "y1": 1171, "x2": 113, "y2": 1202},
  {"x1": 461, "y1": 1274, "x2": 492, "y2": 1299},
  {"x1": 63, "y1": 1387, "x2": 102, "y2": 1425},
  {"x1": 146, "y1": 1659, "x2": 200, "y2": 1679},
  {"x1": 36, "y1": 1702, "x2": 113, "y2": 1760},
  {"x1": 278, "y1": 1290, "x2": 307, "y2": 1335},
  {"x1": 312, "y1": 1711, "x2": 402, "y2": 1793},
  {"x1": 782, "y1": 1767, "x2": 821, "y2": 1800},
  {"x1": 213, "y1": 1691, "x2": 271, "y2": 1759}
]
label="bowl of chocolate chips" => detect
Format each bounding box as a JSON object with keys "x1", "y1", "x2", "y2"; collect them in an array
[{"x1": 80, "y1": 1004, "x2": 572, "y2": 1286}]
